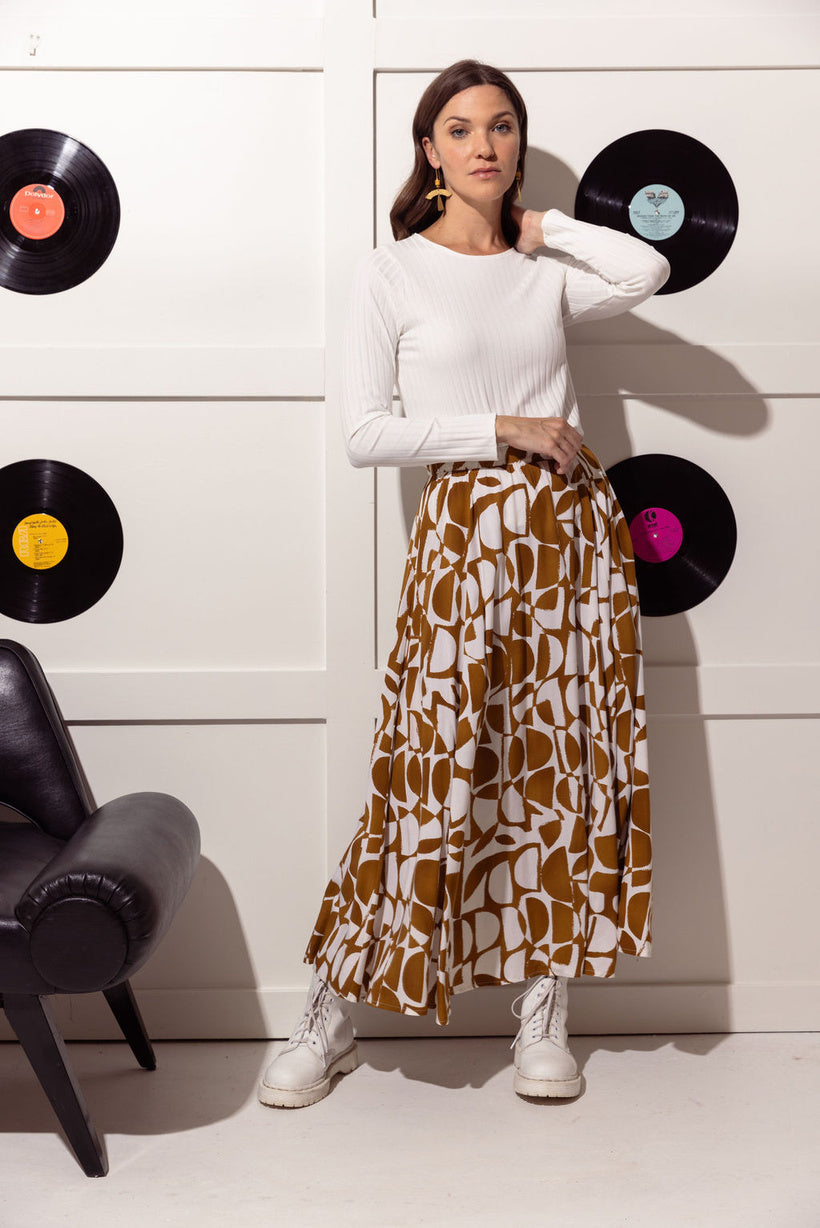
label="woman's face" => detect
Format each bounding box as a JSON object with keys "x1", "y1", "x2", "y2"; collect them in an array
[{"x1": 422, "y1": 83, "x2": 521, "y2": 209}]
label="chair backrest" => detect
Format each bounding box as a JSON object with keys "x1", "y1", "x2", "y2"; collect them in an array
[{"x1": 0, "y1": 640, "x2": 93, "y2": 839}]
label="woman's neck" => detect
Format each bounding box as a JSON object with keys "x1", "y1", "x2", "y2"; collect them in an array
[{"x1": 420, "y1": 197, "x2": 508, "y2": 255}]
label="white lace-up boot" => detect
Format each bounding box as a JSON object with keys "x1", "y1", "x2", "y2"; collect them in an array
[
  {"x1": 258, "y1": 972, "x2": 359, "y2": 1108},
  {"x1": 511, "y1": 974, "x2": 582, "y2": 1098}
]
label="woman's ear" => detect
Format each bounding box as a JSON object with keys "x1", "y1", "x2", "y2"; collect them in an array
[{"x1": 421, "y1": 136, "x2": 439, "y2": 169}]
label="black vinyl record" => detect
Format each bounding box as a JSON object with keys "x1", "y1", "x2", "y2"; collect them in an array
[
  {"x1": 0, "y1": 128, "x2": 120, "y2": 294},
  {"x1": 575, "y1": 129, "x2": 738, "y2": 293},
  {"x1": 0, "y1": 459, "x2": 123, "y2": 623},
  {"x1": 606, "y1": 453, "x2": 736, "y2": 616}
]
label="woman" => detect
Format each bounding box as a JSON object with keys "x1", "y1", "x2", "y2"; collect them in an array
[{"x1": 259, "y1": 60, "x2": 669, "y2": 1109}]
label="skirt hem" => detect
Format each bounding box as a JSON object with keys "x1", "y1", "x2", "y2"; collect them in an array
[{"x1": 307, "y1": 939, "x2": 652, "y2": 1027}]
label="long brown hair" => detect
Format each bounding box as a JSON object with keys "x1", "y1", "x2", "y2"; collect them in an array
[{"x1": 389, "y1": 60, "x2": 528, "y2": 248}]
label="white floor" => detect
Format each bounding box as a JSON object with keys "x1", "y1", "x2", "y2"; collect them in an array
[{"x1": 1, "y1": 1034, "x2": 818, "y2": 1227}]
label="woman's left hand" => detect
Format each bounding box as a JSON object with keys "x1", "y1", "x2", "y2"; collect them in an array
[{"x1": 512, "y1": 205, "x2": 546, "y2": 255}]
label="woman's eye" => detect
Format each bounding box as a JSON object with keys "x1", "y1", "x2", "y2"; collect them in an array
[
  {"x1": 495, "y1": 123, "x2": 513, "y2": 133},
  {"x1": 449, "y1": 127, "x2": 467, "y2": 138}
]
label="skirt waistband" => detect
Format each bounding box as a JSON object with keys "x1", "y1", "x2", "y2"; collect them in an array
[
  {"x1": 428, "y1": 446, "x2": 596, "y2": 481},
  {"x1": 428, "y1": 447, "x2": 547, "y2": 480}
]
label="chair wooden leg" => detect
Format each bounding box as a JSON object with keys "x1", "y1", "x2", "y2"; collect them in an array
[
  {"x1": 103, "y1": 981, "x2": 156, "y2": 1070},
  {"x1": 3, "y1": 993, "x2": 107, "y2": 1177}
]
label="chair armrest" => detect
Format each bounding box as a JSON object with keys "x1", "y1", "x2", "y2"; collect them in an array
[{"x1": 15, "y1": 792, "x2": 200, "y2": 992}]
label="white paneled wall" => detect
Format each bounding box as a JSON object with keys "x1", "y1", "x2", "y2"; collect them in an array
[
  {"x1": 0, "y1": 0, "x2": 817, "y2": 1040},
  {"x1": 0, "y1": 73, "x2": 324, "y2": 348},
  {"x1": 0, "y1": 401, "x2": 325, "y2": 671}
]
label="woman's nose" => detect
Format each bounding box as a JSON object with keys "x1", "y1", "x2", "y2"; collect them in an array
[{"x1": 475, "y1": 132, "x2": 496, "y2": 159}]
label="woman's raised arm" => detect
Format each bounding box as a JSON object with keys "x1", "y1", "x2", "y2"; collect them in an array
[{"x1": 514, "y1": 205, "x2": 670, "y2": 325}]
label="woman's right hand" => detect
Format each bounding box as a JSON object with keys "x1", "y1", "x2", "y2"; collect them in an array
[
  {"x1": 511, "y1": 205, "x2": 547, "y2": 255},
  {"x1": 495, "y1": 415, "x2": 583, "y2": 475}
]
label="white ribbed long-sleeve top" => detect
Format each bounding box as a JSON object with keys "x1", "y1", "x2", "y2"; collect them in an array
[{"x1": 341, "y1": 209, "x2": 670, "y2": 468}]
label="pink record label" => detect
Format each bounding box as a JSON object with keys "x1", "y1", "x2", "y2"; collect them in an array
[{"x1": 629, "y1": 507, "x2": 683, "y2": 563}]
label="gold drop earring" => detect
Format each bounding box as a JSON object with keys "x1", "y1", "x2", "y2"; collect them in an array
[
  {"x1": 516, "y1": 169, "x2": 522, "y2": 202},
  {"x1": 426, "y1": 168, "x2": 452, "y2": 212}
]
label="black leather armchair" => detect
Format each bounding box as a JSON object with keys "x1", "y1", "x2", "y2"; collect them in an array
[{"x1": 0, "y1": 640, "x2": 200, "y2": 1176}]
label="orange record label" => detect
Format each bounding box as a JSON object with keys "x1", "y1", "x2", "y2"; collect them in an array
[
  {"x1": 9, "y1": 183, "x2": 66, "y2": 240},
  {"x1": 12, "y1": 513, "x2": 69, "y2": 570}
]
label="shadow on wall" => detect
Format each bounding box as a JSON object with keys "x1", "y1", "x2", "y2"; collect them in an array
[
  {"x1": 131, "y1": 855, "x2": 268, "y2": 1037},
  {"x1": 386, "y1": 146, "x2": 763, "y2": 1037}
]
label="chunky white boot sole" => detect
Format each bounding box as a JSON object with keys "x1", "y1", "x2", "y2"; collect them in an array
[
  {"x1": 513, "y1": 1068, "x2": 582, "y2": 1099},
  {"x1": 258, "y1": 1042, "x2": 360, "y2": 1109}
]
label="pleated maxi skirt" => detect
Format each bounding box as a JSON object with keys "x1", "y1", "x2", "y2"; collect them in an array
[{"x1": 305, "y1": 445, "x2": 652, "y2": 1025}]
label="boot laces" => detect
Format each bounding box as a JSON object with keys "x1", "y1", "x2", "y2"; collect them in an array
[
  {"x1": 509, "y1": 976, "x2": 561, "y2": 1050},
  {"x1": 285, "y1": 978, "x2": 332, "y2": 1062}
]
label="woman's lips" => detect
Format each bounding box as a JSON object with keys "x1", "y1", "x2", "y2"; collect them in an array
[{"x1": 471, "y1": 169, "x2": 500, "y2": 177}]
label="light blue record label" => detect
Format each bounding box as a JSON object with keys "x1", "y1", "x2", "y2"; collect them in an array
[{"x1": 628, "y1": 183, "x2": 684, "y2": 241}]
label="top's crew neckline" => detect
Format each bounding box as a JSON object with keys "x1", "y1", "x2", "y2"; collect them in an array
[{"x1": 412, "y1": 233, "x2": 518, "y2": 259}]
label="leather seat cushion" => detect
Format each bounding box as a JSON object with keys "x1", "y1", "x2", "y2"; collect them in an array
[{"x1": 0, "y1": 821, "x2": 65, "y2": 993}]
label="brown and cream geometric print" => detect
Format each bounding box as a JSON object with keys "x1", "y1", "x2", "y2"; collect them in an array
[{"x1": 306, "y1": 447, "x2": 652, "y2": 1026}]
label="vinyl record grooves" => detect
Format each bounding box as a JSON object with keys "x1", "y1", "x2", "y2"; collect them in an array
[
  {"x1": 606, "y1": 453, "x2": 736, "y2": 616},
  {"x1": 0, "y1": 128, "x2": 120, "y2": 294},
  {"x1": 0, "y1": 459, "x2": 123, "y2": 623},
  {"x1": 575, "y1": 129, "x2": 738, "y2": 293}
]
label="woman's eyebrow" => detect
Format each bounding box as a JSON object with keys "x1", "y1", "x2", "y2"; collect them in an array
[{"x1": 442, "y1": 111, "x2": 515, "y2": 124}]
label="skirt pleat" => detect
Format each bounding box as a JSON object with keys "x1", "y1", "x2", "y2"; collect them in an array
[{"x1": 306, "y1": 446, "x2": 652, "y2": 1025}]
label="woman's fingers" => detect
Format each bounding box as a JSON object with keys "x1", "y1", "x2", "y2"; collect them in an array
[
  {"x1": 540, "y1": 418, "x2": 581, "y2": 452},
  {"x1": 512, "y1": 207, "x2": 545, "y2": 255},
  {"x1": 534, "y1": 419, "x2": 581, "y2": 473},
  {"x1": 495, "y1": 415, "x2": 582, "y2": 470}
]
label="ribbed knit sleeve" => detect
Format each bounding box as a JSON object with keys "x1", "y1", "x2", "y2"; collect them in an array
[
  {"x1": 540, "y1": 210, "x2": 670, "y2": 326},
  {"x1": 340, "y1": 251, "x2": 501, "y2": 468}
]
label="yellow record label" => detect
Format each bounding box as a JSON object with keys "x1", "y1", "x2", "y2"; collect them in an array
[{"x1": 12, "y1": 513, "x2": 69, "y2": 570}]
